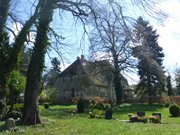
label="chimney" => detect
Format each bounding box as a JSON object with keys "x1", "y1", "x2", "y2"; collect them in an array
[
  {"x1": 77, "y1": 56, "x2": 80, "y2": 60},
  {"x1": 81, "y1": 55, "x2": 85, "y2": 63}
]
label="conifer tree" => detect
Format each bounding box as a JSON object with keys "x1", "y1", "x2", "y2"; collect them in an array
[
  {"x1": 167, "y1": 74, "x2": 173, "y2": 96},
  {"x1": 0, "y1": 0, "x2": 11, "y2": 99},
  {"x1": 133, "y1": 17, "x2": 165, "y2": 104}
]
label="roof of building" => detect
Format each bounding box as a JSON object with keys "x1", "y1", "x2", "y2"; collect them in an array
[{"x1": 58, "y1": 55, "x2": 128, "y2": 88}]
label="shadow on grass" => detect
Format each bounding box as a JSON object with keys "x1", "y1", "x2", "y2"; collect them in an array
[{"x1": 113, "y1": 103, "x2": 165, "y2": 115}]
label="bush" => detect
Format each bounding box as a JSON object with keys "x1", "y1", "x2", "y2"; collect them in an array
[
  {"x1": 2, "y1": 104, "x2": 24, "y2": 120},
  {"x1": 0, "y1": 100, "x2": 8, "y2": 120},
  {"x1": 169, "y1": 104, "x2": 180, "y2": 117},
  {"x1": 129, "y1": 115, "x2": 148, "y2": 123},
  {"x1": 39, "y1": 90, "x2": 50, "y2": 104},
  {"x1": 13, "y1": 103, "x2": 24, "y2": 111},
  {"x1": 94, "y1": 103, "x2": 104, "y2": 110},
  {"x1": 165, "y1": 103, "x2": 170, "y2": 107},
  {"x1": 88, "y1": 103, "x2": 111, "y2": 118},
  {"x1": 77, "y1": 98, "x2": 84, "y2": 113},
  {"x1": 0, "y1": 100, "x2": 5, "y2": 111},
  {"x1": 4, "y1": 110, "x2": 23, "y2": 119}
]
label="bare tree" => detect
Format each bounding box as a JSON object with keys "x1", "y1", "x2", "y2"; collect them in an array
[
  {"x1": 87, "y1": 0, "x2": 166, "y2": 104},
  {"x1": 88, "y1": 4, "x2": 135, "y2": 104}
]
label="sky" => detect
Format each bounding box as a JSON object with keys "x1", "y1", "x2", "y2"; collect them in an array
[
  {"x1": 9, "y1": 0, "x2": 180, "y2": 84},
  {"x1": 56, "y1": 0, "x2": 180, "y2": 84},
  {"x1": 153, "y1": 0, "x2": 180, "y2": 73},
  {"x1": 127, "y1": 0, "x2": 180, "y2": 84}
]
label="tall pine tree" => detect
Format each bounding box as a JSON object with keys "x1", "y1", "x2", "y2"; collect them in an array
[
  {"x1": 133, "y1": 17, "x2": 165, "y2": 104},
  {"x1": 167, "y1": 74, "x2": 173, "y2": 96}
]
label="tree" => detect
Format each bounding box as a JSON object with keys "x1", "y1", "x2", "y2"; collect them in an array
[
  {"x1": 23, "y1": 0, "x2": 55, "y2": 124},
  {"x1": 44, "y1": 57, "x2": 61, "y2": 88},
  {"x1": 167, "y1": 74, "x2": 173, "y2": 96},
  {"x1": 23, "y1": 0, "x2": 92, "y2": 124},
  {"x1": 174, "y1": 67, "x2": 180, "y2": 96},
  {"x1": 88, "y1": 5, "x2": 132, "y2": 104},
  {"x1": 0, "y1": 0, "x2": 166, "y2": 124},
  {"x1": 0, "y1": 0, "x2": 43, "y2": 103},
  {"x1": 7, "y1": 70, "x2": 26, "y2": 112},
  {"x1": 133, "y1": 17, "x2": 165, "y2": 104},
  {"x1": 0, "y1": 0, "x2": 11, "y2": 100},
  {"x1": 3, "y1": 1, "x2": 43, "y2": 76},
  {"x1": 51, "y1": 57, "x2": 61, "y2": 74},
  {"x1": 19, "y1": 48, "x2": 32, "y2": 76}
]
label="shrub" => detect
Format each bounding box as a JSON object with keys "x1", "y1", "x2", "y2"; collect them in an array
[
  {"x1": 39, "y1": 90, "x2": 50, "y2": 104},
  {"x1": 129, "y1": 114, "x2": 148, "y2": 123},
  {"x1": 104, "y1": 104, "x2": 111, "y2": 110},
  {"x1": 13, "y1": 103, "x2": 24, "y2": 111},
  {"x1": 0, "y1": 100, "x2": 5, "y2": 111},
  {"x1": 4, "y1": 110, "x2": 23, "y2": 119},
  {"x1": 169, "y1": 104, "x2": 180, "y2": 117},
  {"x1": 89, "y1": 103, "x2": 94, "y2": 112},
  {"x1": 165, "y1": 103, "x2": 170, "y2": 107},
  {"x1": 89, "y1": 110, "x2": 104, "y2": 118},
  {"x1": 2, "y1": 104, "x2": 24, "y2": 120},
  {"x1": 88, "y1": 102, "x2": 111, "y2": 118},
  {"x1": 94, "y1": 103, "x2": 104, "y2": 110},
  {"x1": 128, "y1": 113, "x2": 134, "y2": 118},
  {"x1": 0, "y1": 100, "x2": 8, "y2": 120},
  {"x1": 77, "y1": 98, "x2": 84, "y2": 113}
]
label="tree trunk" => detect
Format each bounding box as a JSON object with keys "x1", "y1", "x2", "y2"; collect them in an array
[
  {"x1": 114, "y1": 71, "x2": 122, "y2": 104},
  {"x1": 147, "y1": 78, "x2": 153, "y2": 105},
  {"x1": 23, "y1": 0, "x2": 54, "y2": 125},
  {"x1": 8, "y1": 89, "x2": 15, "y2": 113},
  {"x1": 113, "y1": 52, "x2": 123, "y2": 104}
]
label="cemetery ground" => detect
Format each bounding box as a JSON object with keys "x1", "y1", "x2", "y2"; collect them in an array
[{"x1": 0, "y1": 104, "x2": 180, "y2": 135}]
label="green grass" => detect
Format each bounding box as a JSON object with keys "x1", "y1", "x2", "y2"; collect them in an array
[{"x1": 0, "y1": 104, "x2": 180, "y2": 135}]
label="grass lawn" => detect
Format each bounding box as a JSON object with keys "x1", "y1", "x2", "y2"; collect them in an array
[{"x1": 0, "y1": 104, "x2": 180, "y2": 135}]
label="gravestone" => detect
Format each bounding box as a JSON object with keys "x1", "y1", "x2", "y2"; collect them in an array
[
  {"x1": 105, "y1": 109, "x2": 113, "y2": 120},
  {"x1": 4, "y1": 118, "x2": 16, "y2": 130},
  {"x1": 44, "y1": 103, "x2": 49, "y2": 109},
  {"x1": 152, "y1": 113, "x2": 161, "y2": 120}
]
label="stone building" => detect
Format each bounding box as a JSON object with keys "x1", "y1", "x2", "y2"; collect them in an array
[{"x1": 53, "y1": 55, "x2": 129, "y2": 104}]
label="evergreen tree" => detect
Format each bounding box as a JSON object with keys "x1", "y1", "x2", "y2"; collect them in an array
[
  {"x1": 174, "y1": 67, "x2": 180, "y2": 96},
  {"x1": 51, "y1": 57, "x2": 61, "y2": 74},
  {"x1": 167, "y1": 74, "x2": 173, "y2": 96},
  {"x1": 43, "y1": 57, "x2": 61, "y2": 88},
  {"x1": 133, "y1": 17, "x2": 165, "y2": 104},
  {"x1": 0, "y1": 0, "x2": 11, "y2": 99}
]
